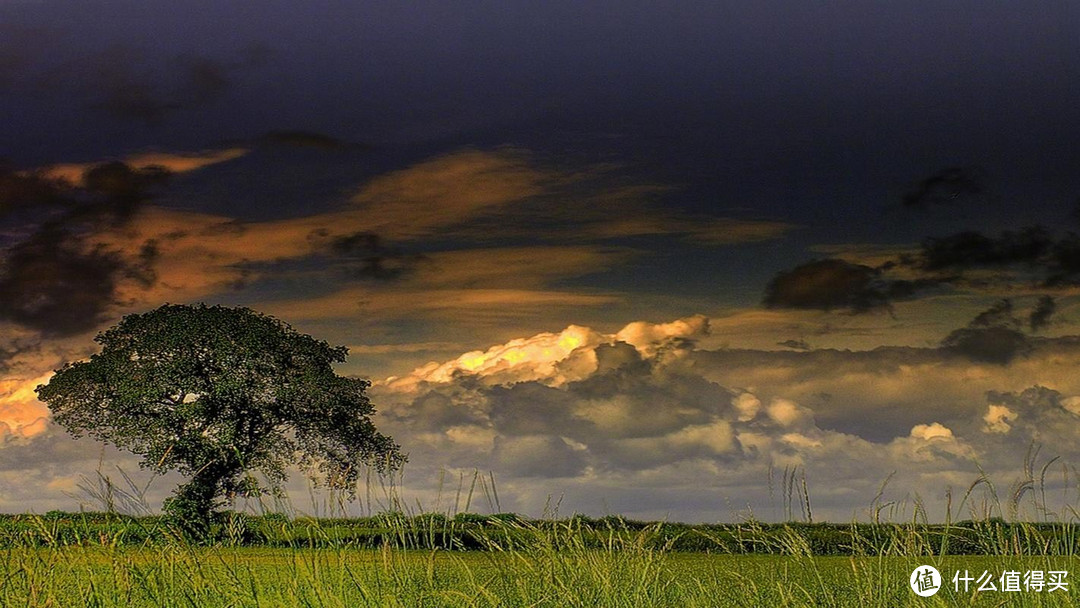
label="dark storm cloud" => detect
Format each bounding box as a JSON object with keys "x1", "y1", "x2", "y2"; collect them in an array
[
  {"x1": 1047, "y1": 233, "x2": 1080, "y2": 285},
  {"x1": 940, "y1": 299, "x2": 1030, "y2": 365},
  {"x1": 0, "y1": 38, "x2": 27, "y2": 87},
  {"x1": 403, "y1": 388, "x2": 487, "y2": 430},
  {"x1": 761, "y1": 259, "x2": 893, "y2": 313},
  {"x1": 1029, "y1": 295, "x2": 1056, "y2": 332},
  {"x1": 918, "y1": 227, "x2": 1054, "y2": 271},
  {"x1": 899, "y1": 226, "x2": 1080, "y2": 288},
  {"x1": 302, "y1": 230, "x2": 427, "y2": 282},
  {"x1": 902, "y1": 167, "x2": 984, "y2": 209},
  {"x1": 327, "y1": 232, "x2": 427, "y2": 281},
  {"x1": 941, "y1": 327, "x2": 1031, "y2": 365},
  {"x1": 0, "y1": 164, "x2": 69, "y2": 218},
  {"x1": 782, "y1": 227, "x2": 1080, "y2": 318},
  {"x1": 0, "y1": 225, "x2": 127, "y2": 336},
  {"x1": 0, "y1": 162, "x2": 166, "y2": 336},
  {"x1": 969, "y1": 299, "x2": 1020, "y2": 329},
  {"x1": 80, "y1": 162, "x2": 169, "y2": 214}
]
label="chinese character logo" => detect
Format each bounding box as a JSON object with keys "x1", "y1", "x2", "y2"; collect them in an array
[{"x1": 911, "y1": 565, "x2": 942, "y2": 597}]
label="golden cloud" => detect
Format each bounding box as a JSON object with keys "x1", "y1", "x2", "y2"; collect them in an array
[
  {"x1": 350, "y1": 148, "x2": 548, "y2": 239},
  {"x1": 40, "y1": 147, "x2": 248, "y2": 185},
  {"x1": 381, "y1": 315, "x2": 711, "y2": 391},
  {"x1": 0, "y1": 373, "x2": 52, "y2": 441}
]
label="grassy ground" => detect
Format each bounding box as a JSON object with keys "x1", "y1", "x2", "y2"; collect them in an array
[
  {"x1": 3, "y1": 516, "x2": 1079, "y2": 607},
  {"x1": 3, "y1": 545, "x2": 1078, "y2": 607},
  {"x1": 6, "y1": 464, "x2": 1080, "y2": 605}
]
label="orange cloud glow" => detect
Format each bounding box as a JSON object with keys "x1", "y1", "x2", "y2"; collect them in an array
[
  {"x1": 0, "y1": 373, "x2": 52, "y2": 441},
  {"x1": 40, "y1": 147, "x2": 248, "y2": 185}
]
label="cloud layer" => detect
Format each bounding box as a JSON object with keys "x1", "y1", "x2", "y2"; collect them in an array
[{"x1": 345, "y1": 314, "x2": 1080, "y2": 521}]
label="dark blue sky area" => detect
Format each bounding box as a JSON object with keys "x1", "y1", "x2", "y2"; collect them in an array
[{"x1": 4, "y1": 2, "x2": 1080, "y2": 301}]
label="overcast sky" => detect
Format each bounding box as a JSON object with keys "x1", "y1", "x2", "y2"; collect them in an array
[{"x1": 4, "y1": 2, "x2": 1080, "y2": 522}]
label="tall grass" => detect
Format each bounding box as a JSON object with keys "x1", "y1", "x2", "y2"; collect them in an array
[{"x1": 3, "y1": 460, "x2": 1080, "y2": 606}]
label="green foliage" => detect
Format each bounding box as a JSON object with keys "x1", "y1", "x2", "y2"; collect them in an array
[{"x1": 35, "y1": 304, "x2": 404, "y2": 536}]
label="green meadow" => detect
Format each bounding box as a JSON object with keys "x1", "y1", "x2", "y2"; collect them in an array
[
  {"x1": 4, "y1": 464, "x2": 1079, "y2": 606},
  {"x1": 3, "y1": 512, "x2": 1079, "y2": 607}
]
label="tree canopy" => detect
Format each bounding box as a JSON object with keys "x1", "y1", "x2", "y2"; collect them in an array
[{"x1": 36, "y1": 304, "x2": 404, "y2": 533}]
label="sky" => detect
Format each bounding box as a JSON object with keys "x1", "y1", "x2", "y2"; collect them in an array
[{"x1": 3, "y1": 1, "x2": 1080, "y2": 522}]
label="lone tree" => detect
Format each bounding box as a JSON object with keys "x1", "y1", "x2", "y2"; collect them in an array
[{"x1": 36, "y1": 304, "x2": 404, "y2": 534}]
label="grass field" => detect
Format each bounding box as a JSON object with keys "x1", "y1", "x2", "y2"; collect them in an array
[
  {"x1": 3, "y1": 513, "x2": 1079, "y2": 607},
  {"x1": 5, "y1": 466, "x2": 1080, "y2": 606},
  {"x1": 4, "y1": 544, "x2": 1078, "y2": 606}
]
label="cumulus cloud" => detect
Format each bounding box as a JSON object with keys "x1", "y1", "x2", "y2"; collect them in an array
[
  {"x1": 983, "y1": 404, "x2": 1016, "y2": 434},
  {"x1": 765, "y1": 398, "x2": 814, "y2": 428},
  {"x1": 909, "y1": 422, "x2": 953, "y2": 441},
  {"x1": 0, "y1": 372, "x2": 51, "y2": 443},
  {"x1": 10, "y1": 309, "x2": 1080, "y2": 519},
  {"x1": 731, "y1": 392, "x2": 761, "y2": 421},
  {"x1": 614, "y1": 315, "x2": 709, "y2": 355},
  {"x1": 384, "y1": 324, "x2": 607, "y2": 391},
  {"x1": 384, "y1": 315, "x2": 709, "y2": 391},
  {"x1": 354, "y1": 314, "x2": 1080, "y2": 520},
  {"x1": 981, "y1": 386, "x2": 1080, "y2": 442}
]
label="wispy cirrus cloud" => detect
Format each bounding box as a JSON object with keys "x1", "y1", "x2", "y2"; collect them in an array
[
  {"x1": 39, "y1": 148, "x2": 248, "y2": 186},
  {"x1": 69, "y1": 148, "x2": 788, "y2": 329}
]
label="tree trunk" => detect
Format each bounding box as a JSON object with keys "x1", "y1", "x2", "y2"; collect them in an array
[{"x1": 163, "y1": 459, "x2": 241, "y2": 539}]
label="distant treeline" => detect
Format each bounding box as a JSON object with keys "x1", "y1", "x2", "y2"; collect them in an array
[{"x1": 4, "y1": 511, "x2": 1080, "y2": 555}]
